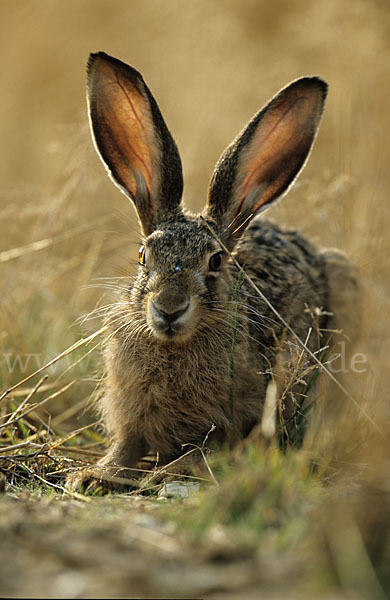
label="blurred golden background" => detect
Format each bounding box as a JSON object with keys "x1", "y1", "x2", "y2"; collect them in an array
[
  {"x1": 0, "y1": 3, "x2": 389, "y2": 597},
  {"x1": 0, "y1": 0, "x2": 389, "y2": 422}
]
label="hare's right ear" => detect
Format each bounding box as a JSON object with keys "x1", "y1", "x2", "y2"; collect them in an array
[
  {"x1": 87, "y1": 52, "x2": 183, "y2": 235},
  {"x1": 205, "y1": 76, "x2": 327, "y2": 248}
]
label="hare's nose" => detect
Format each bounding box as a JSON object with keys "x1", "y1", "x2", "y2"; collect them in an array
[{"x1": 151, "y1": 299, "x2": 189, "y2": 325}]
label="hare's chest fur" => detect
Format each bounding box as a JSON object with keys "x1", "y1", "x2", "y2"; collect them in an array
[{"x1": 102, "y1": 330, "x2": 265, "y2": 454}]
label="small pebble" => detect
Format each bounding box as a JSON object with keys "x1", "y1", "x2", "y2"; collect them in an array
[{"x1": 158, "y1": 481, "x2": 200, "y2": 499}]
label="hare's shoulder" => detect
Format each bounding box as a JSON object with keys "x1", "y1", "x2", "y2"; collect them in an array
[
  {"x1": 233, "y1": 217, "x2": 328, "y2": 345},
  {"x1": 234, "y1": 217, "x2": 323, "y2": 277}
]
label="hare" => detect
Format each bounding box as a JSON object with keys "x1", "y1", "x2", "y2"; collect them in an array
[{"x1": 67, "y1": 52, "x2": 359, "y2": 492}]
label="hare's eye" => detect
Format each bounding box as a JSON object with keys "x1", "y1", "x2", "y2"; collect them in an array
[
  {"x1": 138, "y1": 245, "x2": 146, "y2": 266},
  {"x1": 208, "y1": 251, "x2": 223, "y2": 272}
]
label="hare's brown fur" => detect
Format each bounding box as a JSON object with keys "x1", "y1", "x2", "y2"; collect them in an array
[
  {"x1": 103, "y1": 217, "x2": 330, "y2": 454},
  {"x1": 67, "y1": 53, "x2": 359, "y2": 492}
]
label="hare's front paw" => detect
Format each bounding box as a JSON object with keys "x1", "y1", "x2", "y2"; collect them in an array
[
  {"x1": 66, "y1": 466, "x2": 137, "y2": 495},
  {"x1": 66, "y1": 468, "x2": 114, "y2": 495}
]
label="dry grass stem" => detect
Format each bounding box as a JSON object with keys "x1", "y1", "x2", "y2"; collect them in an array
[{"x1": 0, "y1": 326, "x2": 108, "y2": 402}]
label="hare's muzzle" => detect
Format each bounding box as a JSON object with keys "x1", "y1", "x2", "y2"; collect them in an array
[{"x1": 149, "y1": 297, "x2": 191, "y2": 340}]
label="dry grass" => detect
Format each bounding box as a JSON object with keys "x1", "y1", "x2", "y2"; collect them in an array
[{"x1": 0, "y1": 0, "x2": 389, "y2": 598}]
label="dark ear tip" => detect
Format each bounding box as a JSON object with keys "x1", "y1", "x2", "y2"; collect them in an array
[
  {"x1": 86, "y1": 51, "x2": 143, "y2": 84},
  {"x1": 87, "y1": 51, "x2": 119, "y2": 74},
  {"x1": 86, "y1": 52, "x2": 108, "y2": 77},
  {"x1": 87, "y1": 51, "x2": 109, "y2": 67},
  {"x1": 298, "y1": 75, "x2": 329, "y2": 99},
  {"x1": 310, "y1": 75, "x2": 328, "y2": 98}
]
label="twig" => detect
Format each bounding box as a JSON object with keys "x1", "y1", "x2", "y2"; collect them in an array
[
  {"x1": 138, "y1": 446, "x2": 208, "y2": 491},
  {"x1": 46, "y1": 421, "x2": 102, "y2": 451},
  {"x1": 183, "y1": 424, "x2": 219, "y2": 486},
  {"x1": 0, "y1": 440, "x2": 32, "y2": 454},
  {"x1": 0, "y1": 215, "x2": 107, "y2": 263},
  {"x1": 0, "y1": 326, "x2": 108, "y2": 402},
  {"x1": 0, "y1": 381, "x2": 76, "y2": 430},
  {"x1": 17, "y1": 462, "x2": 91, "y2": 503},
  {"x1": 47, "y1": 445, "x2": 105, "y2": 458},
  {"x1": 1, "y1": 375, "x2": 48, "y2": 428},
  {"x1": 5, "y1": 382, "x2": 57, "y2": 398}
]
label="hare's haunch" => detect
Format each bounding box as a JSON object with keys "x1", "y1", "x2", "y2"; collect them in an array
[{"x1": 67, "y1": 52, "x2": 359, "y2": 492}]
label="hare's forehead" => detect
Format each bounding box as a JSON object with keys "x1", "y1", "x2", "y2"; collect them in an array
[{"x1": 146, "y1": 226, "x2": 219, "y2": 259}]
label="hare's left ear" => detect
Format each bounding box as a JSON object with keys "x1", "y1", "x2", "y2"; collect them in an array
[
  {"x1": 87, "y1": 52, "x2": 183, "y2": 235},
  {"x1": 205, "y1": 76, "x2": 328, "y2": 247}
]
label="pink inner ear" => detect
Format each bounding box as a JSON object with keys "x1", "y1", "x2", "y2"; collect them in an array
[
  {"x1": 92, "y1": 58, "x2": 157, "y2": 200},
  {"x1": 238, "y1": 94, "x2": 313, "y2": 211},
  {"x1": 110, "y1": 71, "x2": 153, "y2": 189}
]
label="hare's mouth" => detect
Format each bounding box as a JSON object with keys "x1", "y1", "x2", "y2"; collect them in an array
[{"x1": 147, "y1": 298, "x2": 197, "y2": 343}]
